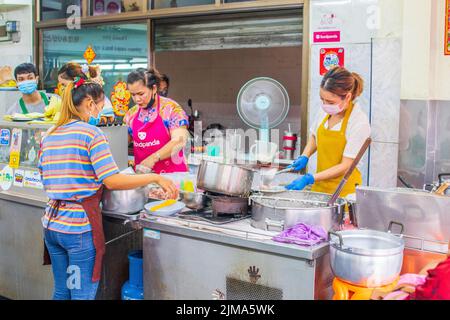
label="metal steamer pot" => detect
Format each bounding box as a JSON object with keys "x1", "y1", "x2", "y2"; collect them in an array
[
  {"x1": 196, "y1": 160, "x2": 254, "y2": 197},
  {"x1": 328, "y1": 222, "x2": 405, "y2": 287},
  {"x1": 250, "y1": 191, "x2": 346, "y2": 232}
]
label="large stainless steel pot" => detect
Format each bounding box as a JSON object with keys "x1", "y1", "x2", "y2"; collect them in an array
[
  {"x1": 102, "y1": 186, "x2": 149, "y2": 214},
  {"x1": 196, "y1": 160, "x2": 254, "y2": 197},
  {"x1": 250, "y1": 191, "x2": 346, "y2": 232},
  {"x1": 328, "y1": 222, "x2": 405, "y2": 287}
]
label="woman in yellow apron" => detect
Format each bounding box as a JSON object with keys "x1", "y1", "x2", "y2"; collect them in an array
[{"x1": 286, "y1": 67, "x2": 371, "y2": 197}]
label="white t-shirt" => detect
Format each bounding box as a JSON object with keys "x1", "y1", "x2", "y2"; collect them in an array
[{"x1": 310, "y1": 104, "x2": 371, "y2": 159}]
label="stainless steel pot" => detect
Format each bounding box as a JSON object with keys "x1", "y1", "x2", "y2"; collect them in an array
[
  {"x1": 102, "y1": 186, "x2": 149, "y2": 214},
  {"x1": 250, "y1": 191, "x2": 346, "y2": 232},
  {"x1": 196, "y1": 160, "x2": 254, "y2": 197},
  {"x1": 328, "y1": 222, "x2": 405, "y2": 287},
  {"x1": 179, "y1": 191, "x2": 208, "y2": 210}
]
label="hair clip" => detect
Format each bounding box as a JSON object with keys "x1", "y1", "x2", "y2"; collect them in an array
[{"x1": 73, "y1": 76, "x2": 85, "y2": 89}]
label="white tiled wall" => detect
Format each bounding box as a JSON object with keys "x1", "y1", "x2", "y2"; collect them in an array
[{"x1": 369, "y1": 38, "x2": 402, "y2": 188}]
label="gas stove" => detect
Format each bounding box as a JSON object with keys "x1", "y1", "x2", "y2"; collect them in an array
[{"x1": 176, "y1": 207, "x2": 251, "y2": 225}]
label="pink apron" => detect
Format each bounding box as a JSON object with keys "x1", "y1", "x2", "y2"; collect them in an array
[{"x1": 131, "y1": 96, "x2": 188, "y2": 173}]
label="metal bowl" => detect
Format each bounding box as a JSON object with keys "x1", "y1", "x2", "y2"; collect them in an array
[
  {"x1": 179, "y1": 191, "x2": 208, "y2": 210},
  {"x1": 102, "y1": 186, "x2": 149, "y2": 214}
]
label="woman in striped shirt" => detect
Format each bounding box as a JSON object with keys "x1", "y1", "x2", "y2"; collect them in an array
[{"x1": 38, "y1": 76, "x2": 178, "y2": 300}]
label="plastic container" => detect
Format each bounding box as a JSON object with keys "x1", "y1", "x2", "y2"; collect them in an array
[
  {"x1": 160, "y1": 172, "x2": 197, "y2": 192},
  {"x1": 121, "y1": 250, "x2": 143, "y2": 300},
  {"x1": 144, "y1": 201, "x2": 186, "y2": 216}
]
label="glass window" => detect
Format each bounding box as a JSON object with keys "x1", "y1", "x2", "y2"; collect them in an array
[
  {"x1": 90, "y1": 0, "x2": 146, "y2": 16},
  {"x1": 41, "y1": 0, "x2": 82, "y2": 21},
  {"x1": 0, "y1": 126, "x2": 45, "y2": 169},
  {"x1": 42, "y1": 23, "x2": 149, "y2": 99},
  {"x1": 154, "y1": 11, "x2": 302, "y2": 51},
  {"x1": 150, "y1": 0, "x2": 214, "y2": 10}
]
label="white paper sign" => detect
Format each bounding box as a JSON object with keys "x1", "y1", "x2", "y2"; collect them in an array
[
  {"x1": 24, "y1": 171, "x2": 43, "y2": 189},
  {"x1": 0, "y1": 166, "x2": 13, "y2": 191}
]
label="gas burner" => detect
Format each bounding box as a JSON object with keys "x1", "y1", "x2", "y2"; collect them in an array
[
  {"x1": 202, "y1": 192, "x2": 250, "y2": 216},
  {"x1": 177, "y1": 209, "x2": 250, "y2": 225}
]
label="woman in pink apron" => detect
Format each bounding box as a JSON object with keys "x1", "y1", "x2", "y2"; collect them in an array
[{"x1": 125, "y1": 68, "x2": 189, "y2": 173}]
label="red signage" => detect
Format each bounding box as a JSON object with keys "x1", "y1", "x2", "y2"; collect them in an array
[
  {"x1": 313, "y1": 31, "x2": 341, "y2": 43},
  {"x1": 320, "y1": 48, "x2": 345, "y2": 76}
]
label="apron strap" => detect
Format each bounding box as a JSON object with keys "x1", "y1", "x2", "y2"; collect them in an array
[
  {"x1": 339, "y1": 101, "x2": 354, "y2": 134},
  {"x1": 40, "y1": 92, "x2": 50, "y2": 106},
  {"x1": 19, "y1": 98, "x2": 28, "y2": 114}
]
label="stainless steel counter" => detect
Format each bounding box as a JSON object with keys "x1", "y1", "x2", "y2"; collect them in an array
[
  {"x1": 140, "y1": 216, "x2": 329, "y2": 261},
  {"x1": 140, "y1": 215, "x2": 332, "y2": 300}
]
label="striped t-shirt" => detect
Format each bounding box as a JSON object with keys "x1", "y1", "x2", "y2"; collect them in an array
[{"x1": 38, "y1": 121, "x2": 119, "y2": 234}]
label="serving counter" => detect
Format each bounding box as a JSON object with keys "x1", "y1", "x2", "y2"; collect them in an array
[
  {"x1": 0, "y1": 121, "x2": 139, "y2": 300},
  {"x1": 140, "y1": 215, "x2": 333, "y2": 300}
]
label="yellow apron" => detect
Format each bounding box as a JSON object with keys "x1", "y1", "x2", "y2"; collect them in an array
[{"x1": 311, "y1": 102, "x2": 362, "y2": 197}]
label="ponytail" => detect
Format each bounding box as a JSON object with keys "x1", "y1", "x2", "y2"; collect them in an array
[{"x1": 351, "y1": 72, "x2": 364, "y2": 100}]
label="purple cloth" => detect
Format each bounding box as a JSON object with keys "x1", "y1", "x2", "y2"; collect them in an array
[{"x1": 272, "y1": 223, "x2": 327, "y2": 247}]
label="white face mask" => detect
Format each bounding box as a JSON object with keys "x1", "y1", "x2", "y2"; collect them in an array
[{"x1": 321, "y1": 102, "x2": 343, "y2": 115}]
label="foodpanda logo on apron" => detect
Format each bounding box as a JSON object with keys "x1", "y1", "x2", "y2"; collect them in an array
[
  {"x1": 134, "y1": 139, "x2": 161, "y2": 148},
  {"x1": 138, "y1": 132, "x2": 147, "y2": 140}
]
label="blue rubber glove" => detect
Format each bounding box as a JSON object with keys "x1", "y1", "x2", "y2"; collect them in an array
[
  {"x1": 285, "y1": 173, "x2": 315, "y2": 191},
  {"x1": 289, "y1": 155, "x2": 309, "y2": 172}
]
